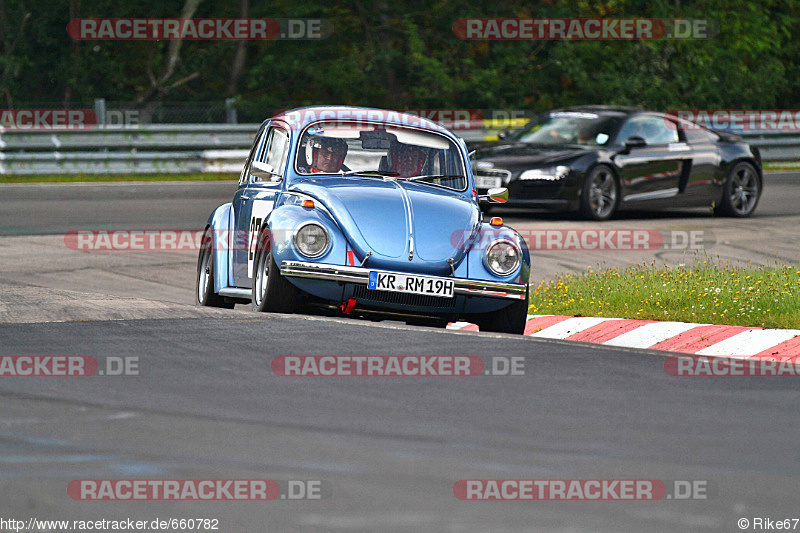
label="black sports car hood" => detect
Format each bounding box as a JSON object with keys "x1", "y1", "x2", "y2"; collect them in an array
[{"x1": 472, "y1": 143, "x2": 590, "y2": 170}]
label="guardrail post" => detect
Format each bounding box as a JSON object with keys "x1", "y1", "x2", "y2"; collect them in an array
[
  {"x1": 225, "y1": 98, "x2": 238, "y2": 124},
  {"x1": 94, "y1": 98, "x2": 106, "y2": 128}
]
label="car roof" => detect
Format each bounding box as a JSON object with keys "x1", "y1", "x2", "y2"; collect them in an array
[
  {"x1": 268, "y1": 106, "x2": 451, "y2": 134},
  {"x1": 549, "y1": 105, "x2": 644, "y2": 117}
]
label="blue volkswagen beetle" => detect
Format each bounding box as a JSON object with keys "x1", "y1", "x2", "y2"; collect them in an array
[{"x1": 196, "y1": 106, "x2": 530, "y2": 334}]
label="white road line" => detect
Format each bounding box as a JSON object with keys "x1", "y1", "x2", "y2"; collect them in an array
[
  {"x1": 529, "y1": 316, "x2": 620, "y2": 340},
  {"x1": 604, "y1": 321, "x2": 708, "y2": 348},
  {"x1": 696, "y1": 329, "x2": 800, "y2": 357}
]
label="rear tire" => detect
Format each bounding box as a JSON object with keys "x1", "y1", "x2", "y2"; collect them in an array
[
  {"x1": 718, "y1": 162, "x2": 761, "y2": 217},
  {"x1": 579, "y1": 165, "x2": 619, "y2": 221},
  {"x1": 252, "y1": 241, "x2": 299, "y2": 313},
  {"x1": 196, "y1": 233, "x2": 234, "y2": 309},
  {"x1": 475, "y1": 286, "x2": 529, "y2": 335}
]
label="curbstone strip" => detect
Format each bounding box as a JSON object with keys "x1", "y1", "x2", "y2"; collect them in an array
[{"x1": 447, "y1": 315, "x2": 800, "y2": 358}]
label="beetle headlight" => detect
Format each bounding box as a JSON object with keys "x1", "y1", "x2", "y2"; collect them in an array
[
  {"x1": 519, "y1": 165, "x2": 570, "y2": 181},
  {"x1": 485, "y1": 239, "x2": 521, "y2": 276},
  {"x1": 294, "y1": 222, "x2": 329, "y2": 258}
]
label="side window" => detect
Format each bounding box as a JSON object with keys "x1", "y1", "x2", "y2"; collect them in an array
[
  {"x1": 246, "y1": 127, "x2": 274, "y2": 183},
  {"x1": 680, "y1": 119, "x2": 719, "y2": 143},
  {"x1": 240, "y1": 126, "x2": 269, "y2": 185},
  {"x1": 249, "y1": 127, "x2": 288, "y2": 183},
  {"x1": 262, "y1": 128, "x2": 289, "y2": 181},
  {"x1": 617, "y1": 115, "x2": 679, "y2": 146}
]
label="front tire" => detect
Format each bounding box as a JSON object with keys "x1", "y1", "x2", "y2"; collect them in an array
[
  {"x1": 579, "y1": 165, "x2": 619, "y2": 221},
  {"x1": 475, "y1": 286, "x2": 529, "y2": 335},
  {"x1": 196, "y1": 233, "x2": 234, "y2": 309},
  {"x1": 252, "y1": 242, "x2": 299, "y2": 313},
  {"x1": 718, "y1": 162, "x2": 761, "y2": 217}
]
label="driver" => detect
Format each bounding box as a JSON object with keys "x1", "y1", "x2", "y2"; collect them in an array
[
  {"x1": 577, "y1": 125, "x2": 595, "y2": 144},
  {"x1": 309, "y1": 136, "x2": 348, "y2": 173},
  {"x1": 390, "y1": 142, "x2": 426, "y2": 178}
]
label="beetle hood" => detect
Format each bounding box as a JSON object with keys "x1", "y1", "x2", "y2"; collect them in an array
[{"x1": 290, "y1": 177, "x2": 479, "y2": 275}]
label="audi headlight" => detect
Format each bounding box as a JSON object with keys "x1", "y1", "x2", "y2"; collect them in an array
[
  {"x1": 294, "y1": 222, "x2": 329, "y2": 258},
  {"x1": 485, "y1": 239, "x2": 521, "y2": 276},
  {"x1": 519, "y1": 165, "x2": 570, "y2": 181}
]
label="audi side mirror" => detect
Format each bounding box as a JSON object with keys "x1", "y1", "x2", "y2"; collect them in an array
[{"x1": 624, "y1": 136, "x2": 647, "y2": 150}]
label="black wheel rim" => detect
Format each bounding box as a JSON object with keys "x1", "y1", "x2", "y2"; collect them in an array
[
  {"x1": 730, "y1": 166, "x2": 758, "y2": 215},
  {"x1": 589, "y1": 169, "x2": 616, "y2": 218}
]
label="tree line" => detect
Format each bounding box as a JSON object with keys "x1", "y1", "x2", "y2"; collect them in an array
[{"x1": 1, "y1": 0, "x2": 798, "y2": 121}]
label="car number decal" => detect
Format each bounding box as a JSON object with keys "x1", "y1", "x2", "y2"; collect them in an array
[{"x1": 247, "y1": 199, "x2": 275, "y2": 278}]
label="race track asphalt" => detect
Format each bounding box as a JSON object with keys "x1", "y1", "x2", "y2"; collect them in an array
[
  {"x1": 0, "y1": 171, "x2": 798, "y2": 236},
  {"x1": 0, "y1": 315, "x2": 798, "y2": 532},
  {"x1": 0, "y1": 172, "x2": 798, "y2": 532}
]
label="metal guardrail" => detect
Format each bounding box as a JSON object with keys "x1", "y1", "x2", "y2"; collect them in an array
[
  {"x1": 0, "y1": 125, "x2": 256, "y2": 175},
  {"x1": 0, "y1": 124, "x2": 797, "y2": 175},
  {"x1": 737, "y1": 131, "x2": 800, "y2": 165}
]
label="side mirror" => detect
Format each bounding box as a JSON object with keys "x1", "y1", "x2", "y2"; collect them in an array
[
  {"x1": 250, "y1": 160, "x2": 281, "y2": 181},
  {"x1": 478, "y1": 187, "x2": 508, "y2": 204},
  {"x1": 624, "y1": 136, "x2": 647, "y2": 151}
]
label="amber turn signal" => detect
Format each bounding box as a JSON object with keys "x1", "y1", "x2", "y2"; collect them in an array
[
  {"x1": 302, "y1": 199, "x2": 315, "y2": 208},
  {"x1": 489, "y1": 217, "x2": 503, "y2": 226}
]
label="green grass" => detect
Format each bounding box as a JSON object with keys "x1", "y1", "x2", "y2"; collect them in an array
[
  {"x1": 529, "y1": 260, "x2": 800, "y2": 329},
  {"x1": 764, "y1": 162, "x2": 800, "y2": 172},
  {"x1": 0, "y1": 173, "x2": 238, "y2": 184}
]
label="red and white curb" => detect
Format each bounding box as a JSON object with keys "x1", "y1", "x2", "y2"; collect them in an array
[{"x1": 447, "y1": 315, "x2": 800, "y2": 359}]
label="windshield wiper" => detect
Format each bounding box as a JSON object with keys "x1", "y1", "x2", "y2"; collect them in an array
[
  {"x1": 340, "y1": 170, "x2": 400, "y2": 177},
  {"x1": 401, "y1": 174, "x2": 465, "y2": 182},
  {"x1": 521, "y1": 142, "x2": 558, "y2": 148}
]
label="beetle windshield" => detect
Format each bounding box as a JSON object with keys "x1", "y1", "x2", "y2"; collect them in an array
[
  {"x1": 296, "y1": 121, "x2": 468, "y2": 191},
  {"x1": 511, "y1": 112, "x2": 622, "y2": 146}
]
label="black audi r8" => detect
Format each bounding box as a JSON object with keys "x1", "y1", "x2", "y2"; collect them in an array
[{"x1": 471, "y1": 106, "x2": 763, "y2": 220}]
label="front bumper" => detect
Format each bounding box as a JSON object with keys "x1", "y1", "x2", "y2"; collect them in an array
[{"x1": 281, "y1": 261, "x2": 527, "y2": 300}]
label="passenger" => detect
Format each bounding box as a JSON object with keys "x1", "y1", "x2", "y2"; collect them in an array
[{"x1": 390, "y1": 142, "x2": 426, "y2": 178}]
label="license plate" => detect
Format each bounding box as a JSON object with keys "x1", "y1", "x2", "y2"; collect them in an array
[
  {"x1": 475, "y1": 175, "x2": 502, "y2": 189},
  {"x1": 368, "y1": 271, "x2": 454, "y2": 298}
]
